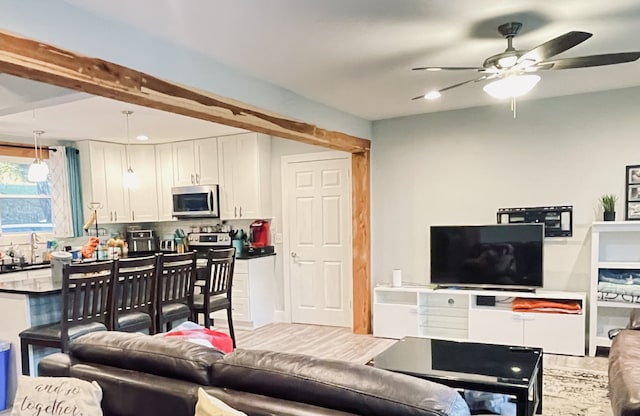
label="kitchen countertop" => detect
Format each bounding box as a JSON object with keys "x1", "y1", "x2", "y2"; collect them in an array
[
  {"x1": 0, "y1": 271, "x2": 61, "y2": 295},
  {"x1": 0, "y1": 252, "x2": 276, "y2": 294},
  {"x1": 236, "y1": 253, "x2": 277, "y2": 260}
]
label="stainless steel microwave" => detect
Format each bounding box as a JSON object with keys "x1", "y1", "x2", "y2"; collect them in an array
[{"x1": 171, "y1": 184, "x2": 220, "y2": 218}]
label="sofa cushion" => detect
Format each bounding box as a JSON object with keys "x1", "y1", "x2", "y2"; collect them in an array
[
  {"x1": 12, "y1": 375, "x2": 103, "y2": 416},
  {"x1": 69, "y1": 332, "x2": 224, "y2": 385},
  {"x1": 211, "y1": 349, "x2": 470, "y2": 416},
  {"x1": 195, "y1": 388, "x2": 247, "y2": 416}
]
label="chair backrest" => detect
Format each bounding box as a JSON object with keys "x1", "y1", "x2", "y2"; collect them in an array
[
  {"x1": 205, "y1": 247, "x2": 236, "y2": 298},
  {"x1": 61, "y1": 260, "x2": 116, "y2": 346},
  {"x1": 112, "y1": 255, "x2": 159, "y2": 330},
  {"x1": 157, "y1": 251, "x2": 197, "y2": 309}
]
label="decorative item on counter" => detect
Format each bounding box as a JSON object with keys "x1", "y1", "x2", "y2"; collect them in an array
[
  {"x1": 81, "y1": 237, "x2": 100, "y2": 259},
  {"x1": 600, "y1": 194, "x2": 617, "y2": 221}
]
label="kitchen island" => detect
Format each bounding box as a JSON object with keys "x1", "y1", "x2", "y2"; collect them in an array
[{"x1": 0, "y1": 267, "x2": 61, "y2": 406}]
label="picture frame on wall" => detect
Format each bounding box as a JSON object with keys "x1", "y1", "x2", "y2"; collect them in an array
[{"x1": 625, "y1": 165, "x2": 640, "y2": 220}]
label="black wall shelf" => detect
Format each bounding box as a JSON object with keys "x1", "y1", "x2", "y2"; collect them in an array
[{"x1": 497, "y1": 206, "x2": 573, "y2": 238}]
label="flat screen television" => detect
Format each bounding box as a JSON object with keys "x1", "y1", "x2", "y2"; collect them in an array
[{"x1": 430, "y1": 224, "x2": 544, "y2": 290}]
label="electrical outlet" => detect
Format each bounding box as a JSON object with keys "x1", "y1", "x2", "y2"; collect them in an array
[{"x1": 274, "y1": 233, "x2": 283, "y2": 244}]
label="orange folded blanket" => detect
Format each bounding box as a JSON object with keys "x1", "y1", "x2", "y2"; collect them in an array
[{"x1": 512, "y1": 298, "x2": 582, "y2": 314}]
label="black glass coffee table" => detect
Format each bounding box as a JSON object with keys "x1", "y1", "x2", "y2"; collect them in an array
[{"x1": 373, "y1": 337, "x2": 543, "y2": 416}]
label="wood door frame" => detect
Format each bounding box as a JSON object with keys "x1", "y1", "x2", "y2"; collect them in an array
[
  {"x1": 0, "y1": 30, "x2": 372, "y2": 334},
  {"x1": 281, "y1": 151, "x2": 353, "y2": 326}
]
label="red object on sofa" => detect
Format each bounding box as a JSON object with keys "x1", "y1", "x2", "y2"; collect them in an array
[{"x1": 164, "y1": 328, "x2": 233, "y2": 353}]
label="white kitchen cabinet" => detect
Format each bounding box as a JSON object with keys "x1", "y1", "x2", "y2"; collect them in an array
[
  {"x1": 78, "y1": 140, "x2": 129, "y2": 223},
  {"x1": 155, "y1": 143, "x2": 176, "y2": 221},
  {"x1": 127, "y1": 145, "x2": 158, "y2": 222},
  {"x1": 172, "y1": 137, "x2": 219, "y2": 186},
  {"x1": 212, "y1": 255, "x2": 275, "y2": 329},
  {"x1": 78, "y1": 141, "x2": 159, "y2": 223},
  {"x1": 373, "y1": 286, "x2": 586, "y2": 356},
  {"x1": 217, "y1": 133, "x2": 271, "y2": 220},
  {"x1": 589, "y1": 221, "x2": 640, "y2": 356}
]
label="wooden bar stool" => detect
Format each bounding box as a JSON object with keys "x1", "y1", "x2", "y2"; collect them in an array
[
  {"x1": 192, "y1": 247, "x2": 237, "y2": 348},
  {"x1": 110, "y1": 255, "x2": 159, "y2": 334},
  {"x1": 19, "y1": 260, "x2": 116, "y2": 375},
  {"x1": 156, "y1": 251, "x2": 197, "y2": 333}
]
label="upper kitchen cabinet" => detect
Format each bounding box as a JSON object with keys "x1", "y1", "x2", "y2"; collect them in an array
[
  {"x1": 78, "y1": 141, "x2": 159, "y2": 223},
  {"x1": 77, "y1": 141, "x2": 129, "y2": 223},
  {"x1": 218, "y1": 133, "x2": 272, "y2": 220},
  {"x1": 173, "y1": 137, "x2": 219, "y2": 186},
  {"x1": 155, "y1": 143, "x2": 176, "y2": 221},
  {"x1": 127, "y1": 145, "x2": 159, "y2": 222}
]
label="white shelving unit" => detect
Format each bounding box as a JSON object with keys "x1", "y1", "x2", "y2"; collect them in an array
[
  {"x1": 374, "y1": 285, "x2": 586, "y2": 356},
  {"x1": 589, "y1": 221, "x2": 640, "y2": 356}
]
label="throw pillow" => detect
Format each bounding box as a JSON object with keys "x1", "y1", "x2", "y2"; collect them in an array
[
  {"x1": 11, "y1": 376, "x2": 103, "y2": 416},
  {"x1": 195, "y1": 388, "x2": 246, "y2": 416}
]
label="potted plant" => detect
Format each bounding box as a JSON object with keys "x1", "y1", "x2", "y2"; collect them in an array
[{"x1": 600, "y1": 194, "x2": 618, "y2": 221}]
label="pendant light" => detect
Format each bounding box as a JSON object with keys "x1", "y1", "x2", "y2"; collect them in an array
[
  {"x1": 27, "y1": 130, "x2": 49, "y2": 182},
  {"x1": 122, "y1": 110, "x2": 139, "y2": 189}
]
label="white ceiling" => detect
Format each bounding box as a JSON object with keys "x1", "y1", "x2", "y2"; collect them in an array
[
  {"x1": 0, "y1": 75, "x2": 247, "y2": 144},
  {"x1": 60, "y1": 0, "x2": 640, "y2": 121}
]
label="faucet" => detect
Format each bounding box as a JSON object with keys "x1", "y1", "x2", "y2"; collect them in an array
[{"x1": 30, "y1": 232, "x2": 40, "y2": 264}]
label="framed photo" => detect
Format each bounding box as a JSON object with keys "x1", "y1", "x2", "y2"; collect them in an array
[
  {"x1": 629, "y1": 166, "x2": 640, "y2": 184},
  {"x1": 629, "y1": 185, "x2": 640, "y2": 202},
  {"x1": 625, "y1": 165, "x2": 640, "y2": 220},
  {"x1": 627, "y1": 202, "x2": 640, "y2": 220}
]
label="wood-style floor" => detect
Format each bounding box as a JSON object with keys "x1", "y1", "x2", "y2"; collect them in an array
[
  {"x1": 234, "y1": 323, "x2": 609, "y2": 371},
  {"x1": 236, "y1": 322, "x2": 396, "y2": 364}
]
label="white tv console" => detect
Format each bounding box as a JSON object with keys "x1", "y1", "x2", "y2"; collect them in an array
[{"x1": 373, "y1": 286, "x2": 586, "y2": 356}]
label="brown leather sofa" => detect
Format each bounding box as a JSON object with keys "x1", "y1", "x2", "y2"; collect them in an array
[
  {"x1": 609, "y1": 309, "x2": 640, "y2": 416},
  {"x1": 38, "y1": 332, "x2": 471, "y2": 416}
]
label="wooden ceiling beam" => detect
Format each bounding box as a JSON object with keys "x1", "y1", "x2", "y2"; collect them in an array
[{"x1": 0, "y1": 30, "x2": 370, "y2": 154}]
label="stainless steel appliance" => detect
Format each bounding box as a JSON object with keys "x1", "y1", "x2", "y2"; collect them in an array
[
  {"x1": 187, "y1": 232, "x2": 232, "y2": 266},
  {"x1": 126, "y1": 229, "x2": 158, "y2": 253},
  {"x1": 172, "y1": 184, "x2": 220, "y2": 218},
  {"x1": 159, "y1": 239, "x2": 176, "y2": 252}
]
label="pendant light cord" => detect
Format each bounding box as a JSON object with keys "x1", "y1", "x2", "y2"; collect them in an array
[{"x1": 123, "y1": 110, "x2": 133, "y2": 170}]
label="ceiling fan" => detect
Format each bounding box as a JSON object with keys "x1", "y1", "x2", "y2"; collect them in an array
[{"x1": 412, "y1": 22, "x2": 640, "y2": 100}]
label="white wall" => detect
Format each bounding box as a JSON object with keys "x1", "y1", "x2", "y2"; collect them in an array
[{"x1": 371, "y1": 87, "x2": 640, "y2": 294}]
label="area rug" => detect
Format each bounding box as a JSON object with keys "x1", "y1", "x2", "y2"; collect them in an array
[{"x1": 542, "y1": 366, "x2": 611, "y2": 416}]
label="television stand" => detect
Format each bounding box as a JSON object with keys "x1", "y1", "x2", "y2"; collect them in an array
[
  {"x1": 435, "y1": 285, "x2": 537, "y2": 293},
  {"x1": 373, "y1": 286, "x2": 586, "y2": 356}
]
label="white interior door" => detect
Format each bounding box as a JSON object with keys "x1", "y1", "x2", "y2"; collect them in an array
[{"x1": 284, "y1": 153, "x2": 352, "y2": 327}]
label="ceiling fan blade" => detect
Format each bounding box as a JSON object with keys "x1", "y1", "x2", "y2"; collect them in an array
[
  {"x1": 412, "y1": 66, "x2": 485, "y2": 71},
  {"x1": 518, "y1": 31, "x2": 592, "y2": 64},
  {"x1": 535, "y1": 52, "x2": 640, "y2": 70},
  {"x1": 412, "y1": 75, "x2": 490, "y2": 100}
]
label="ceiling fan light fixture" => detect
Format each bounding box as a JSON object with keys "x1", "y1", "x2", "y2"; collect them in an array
[
  {"x1": 423, "y1": 91, "x2": 441, "y2": 100},
  {"x1": 497, "y1": 55, "x2": 518, "y2": 68},
  {"x1": 483, "y1": 74, "x2": 541, "y2": 99}
]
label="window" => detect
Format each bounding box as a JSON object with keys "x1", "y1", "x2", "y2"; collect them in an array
[{"x1": 0, "y1": 158, "x2": 53, "y2": 234}]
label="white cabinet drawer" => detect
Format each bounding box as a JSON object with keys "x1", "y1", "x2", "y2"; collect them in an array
[
  {"x1": 421, "y1": 293, "x2": 468, "y2": 309},
  {"x1": 232, "y1": 274, "x2": 248, "y2": 298},
  {"x1": 373, "y1": 303, "x2": 419, "y2": 339},
  {"x1": 234, "y1": 260, "x2": 249, "y2": 274},
  {"x1": 212, "y1": 297, "x2": 250, "y2": 321}
]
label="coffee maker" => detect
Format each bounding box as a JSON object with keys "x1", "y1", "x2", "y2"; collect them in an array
[
  {"x1": 125, "y1": 229, "x2": 158, "y2": 253},
  {"x1": 249, "y1": 220, "x2": 270, "y2": 247}
]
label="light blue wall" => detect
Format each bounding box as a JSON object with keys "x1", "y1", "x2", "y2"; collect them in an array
[
  {"x1": 1, "y1": 0, "x2": 371, "y2": 139},
  {"x1": 371, "y1": 87, "x2": 640, "y2": 293}
]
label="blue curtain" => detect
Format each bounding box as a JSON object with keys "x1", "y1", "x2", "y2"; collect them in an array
[{"x1": 66, "y1": 147, "x2": 84, "y2": 237}]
